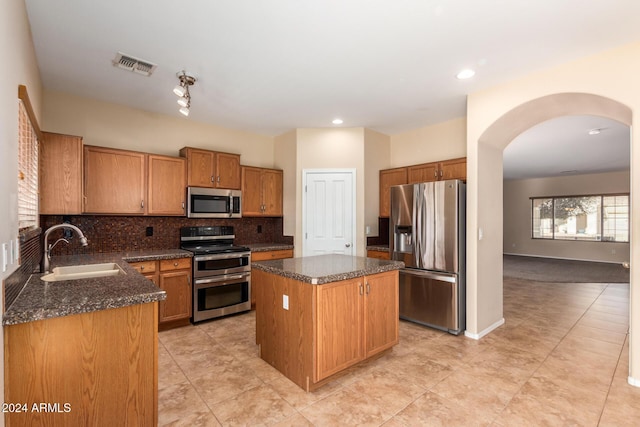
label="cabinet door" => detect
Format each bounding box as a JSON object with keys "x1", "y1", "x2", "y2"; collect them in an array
[
  {"x1": 148, "y1": 155, "x2": 186, "y2": 215},
  {"x1": 84, "y1": 146, "x2": 146, "y2": 214},
  {"x1": 407, "y1": 162, "x2": 439, "y2": 184},
  {"x1": 364, "y1": 271, "x2": 399, "y2": 358},
  {"x1": 315, "y1": 278, "x2": 364, "y2": 381},
  {"x1": 241, "y1": 166, "x2": 263, "y2": 216},
  {"x1": 379, "y1": 167, "x2": 407, "y2": 217},
  {"x1": 39, "y1": 132, "x2": 83, "y2": 214},
  {"x1": 215, "y1": 152, "x2": 241, "y2": 189},
  {"x1": 440, "y1": 157, "x2": 467, "y2": 181},
  {"x1": 159, "y1": 270, "x2": 192, "y2": 323},
  {"x1": 182, "y1": 147, "x2": 215, "y2": 187},
  {"x1": 262, "y1": 168, "x2": 283, "y2": 216}
]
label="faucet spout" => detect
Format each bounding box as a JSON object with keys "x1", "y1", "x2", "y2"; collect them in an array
[{"x1": 42, "y1": 223, "x2": 89, "y2": 273}]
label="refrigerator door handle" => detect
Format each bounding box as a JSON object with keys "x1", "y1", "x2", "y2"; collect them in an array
[{"x1": 401, "y1": 268, "x2": 457, "y2": 283}]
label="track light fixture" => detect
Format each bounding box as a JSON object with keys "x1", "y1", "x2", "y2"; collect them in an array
[{"x1": 173, "y1": 71, "x2": 196, "y2": 117}]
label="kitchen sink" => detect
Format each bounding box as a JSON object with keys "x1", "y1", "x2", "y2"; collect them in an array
[{"x1": 41, "y1": 263, "x2": 125, "y2": 282}]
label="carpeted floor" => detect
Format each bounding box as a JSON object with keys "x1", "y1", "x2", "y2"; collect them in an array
[{"x1": 503, "y1": 254, "x2": 629, "y2": 283}]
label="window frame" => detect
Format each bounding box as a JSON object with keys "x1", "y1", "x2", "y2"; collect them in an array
[{"x1": 530, "y1": 193, "x2": 629, "y2": 243}]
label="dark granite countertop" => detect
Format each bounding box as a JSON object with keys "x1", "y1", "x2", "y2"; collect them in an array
[
  {"x1": 2, "y1": 250, "x2": 192, "y2": 326},
  {"x1": 252, "y1": 254, "x2": 404, "y2": 285},
  {"x1": 245, "y1": 243, "x2": 295, "y2": 252},
  {"x1": 366, "y1": 245, "x2": 390, "y2": 252}
]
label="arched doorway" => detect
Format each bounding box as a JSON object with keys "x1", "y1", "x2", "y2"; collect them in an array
[{"x1": 466, "y1": 92, "x2": 636, "y2": 384}]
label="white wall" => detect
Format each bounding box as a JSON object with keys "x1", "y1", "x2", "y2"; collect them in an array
[
  {"x1": 274, "y1": 129, "x2": 297, "y2": 237},
  {"x1": 43, "y1": 90, "x2": 274, "y2": 167},
  {"x1": 467, "y1": 41, "x2": 640, "y2": 383},
  {"x1": 0, "y1": 0, "x2": 43, "y2": 424},
  {"x1": 364, "y1": 128, "x2": 391, "y2": 238},
  {"x1": 504, "y1": 171, "x2": 630, "y2": 263},
  {"x1": 295, "y1": 128, "x2": 366, "y2": 257},
  {"x1": 390, "y1": 117, "x2": 466, "y2": 167}
]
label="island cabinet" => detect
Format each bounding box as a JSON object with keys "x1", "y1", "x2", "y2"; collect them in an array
[
  {"x1": 250, "y1": 248, "x2": 294, "y2": 308},
  {"x1": 254, "y1": 264, "x2": 399, "y2": 391},
  {"x1": 366, "y1": 249, "x2": 390, "y2": 260},
  {"x1": 4, "y1": 302, "x2": 158, "y2": 427},
  {"x1": 241, "y1": 166, "x2": 283, "y2": 216},
  {"x1": 180, "y1": 147, "x2": 241, "y2": 190}
]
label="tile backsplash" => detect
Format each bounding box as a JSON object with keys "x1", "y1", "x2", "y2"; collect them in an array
[{"x1": 41, "y1": 215, "x2": 293, "y2": 256}]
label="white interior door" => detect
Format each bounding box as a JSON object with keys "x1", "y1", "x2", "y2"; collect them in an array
[{"x1": 303, "y1": 169, "x2": 356, "y2": 256}]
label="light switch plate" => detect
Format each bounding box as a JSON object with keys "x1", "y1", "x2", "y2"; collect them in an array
[{"x1": 283, "y1": 294, "x2": 289, "y2": 310}]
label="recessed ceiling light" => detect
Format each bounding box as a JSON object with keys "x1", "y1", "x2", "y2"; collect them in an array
[
  {"x1": 456, "y1": 69, "x2": 475, "y2": 79},
  {"x1": 588, "y1": 128, "x2": 601, "y2": 135},
  {"x1": 332, "y1": 118, "x2": 343, "y2": 125}
]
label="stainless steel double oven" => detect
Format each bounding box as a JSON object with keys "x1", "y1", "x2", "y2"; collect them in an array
[{"x1": 180, "y1": 226, "x2": 251, "y2": 323}]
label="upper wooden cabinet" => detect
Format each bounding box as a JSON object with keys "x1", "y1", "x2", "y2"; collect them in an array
[
  {"x1": 147, "y1": 154, "x2": 186, "y2": 215},
  {"x1": 84, "y1": 146, "x2": 146, "y2": 214},
  {"x1": 39, "y1": 132, "x2": 83, "y2": 214},
  {"x1": 379, "y1": 167, "x2": 407, "y2": 218},
  {"x1": 407, "y1": 157, "x2": 467, "y2": 184},
  {"x1": 241, "y1": 166, "x2": 283, "y2": 216},
  {"x1": 84, "y1": 146, "x2": 186, "y2": 215},
  {"x1": 179, "y1": 147, "x2": 241, "y2": 189}
]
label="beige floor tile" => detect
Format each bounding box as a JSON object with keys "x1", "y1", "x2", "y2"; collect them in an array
[
  {"x1": 270, "y1": 412, "x2": 315, "y2": 427},
  {"x1": 158, "y1": 380, "x2": 212, "y2": 426},
  {"x1": 496, "y1": 393, "x2": 596, "y2": 426},
  {"x1": 159, "y1": 410, "x2": 221, "y2": 427},
  {"x1": 269, "y1": 375, "x2": 344, "y2": 411},
  {"x1": 567, "y1": 323, "x2": 627, "y2": 345},
  {"x1": 158, "y1": 344, "x2": 188, "y2": 389},
  {"x1": 210, "y1": 384, "x2": 296, "y2": 426},
  {"x1": 299, "y1": 386, "x2": 392, "y2": 427},
  {"x1": 392, "y1": 391, "x2": 492, "y2": 427},
  {"x1": 190, "y1": 362, "x2": 265, "y2": 406}
]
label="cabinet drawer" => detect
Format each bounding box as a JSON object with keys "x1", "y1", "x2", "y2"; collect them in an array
[
  {"x1": 160, "y1": 258, "x2": 191, "y2": 271},
  {"x1": 251, "y1": 249, "x2": 294, "y2": 261},
  {"x1": 367, "y1": 250, "x2": 390, "y2": 260},
  {"x1": 129, "y1": 260, "x2": 156, "y2": 274}
]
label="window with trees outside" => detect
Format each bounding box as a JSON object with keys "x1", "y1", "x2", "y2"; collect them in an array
[{"x1": 532, "y1": 194, "x2": 629, "y2": 242}]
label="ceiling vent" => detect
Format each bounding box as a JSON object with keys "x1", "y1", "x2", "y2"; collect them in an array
[{"x1": 112, "y1": 52, "x2": 157, "y2": 76}]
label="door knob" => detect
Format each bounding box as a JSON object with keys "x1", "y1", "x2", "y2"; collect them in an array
[{"x1": 345, "y1": 243, "x2": 351, "y2": 248}]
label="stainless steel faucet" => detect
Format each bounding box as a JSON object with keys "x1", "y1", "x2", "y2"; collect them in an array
[{"x1": 42, "y1": 224, "x2": 89, "y2": 273}]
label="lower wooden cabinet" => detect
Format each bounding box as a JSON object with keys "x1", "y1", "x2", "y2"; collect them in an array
[
  {"x1": 315, "y1": 270, "x2": 399, "y2": 380},
  {"x1": 367, "y1": 249, "x2": 390, "y2": 260},
  {"x1": 4, "y1": 303, "x2": 158, "y2": 426},
  {"x1": 254, "y1": 268, "x2": 398, "y2": 391},
  {"x1": 129, "y1": 257, "x2": 192, "y2": 329}
]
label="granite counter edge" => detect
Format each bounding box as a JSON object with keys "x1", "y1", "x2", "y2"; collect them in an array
[{"x1": 252, "y1": 261, "x2": 403, "y2": 285}]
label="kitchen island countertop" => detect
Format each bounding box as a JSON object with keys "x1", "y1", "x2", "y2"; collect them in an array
[
  {"x1": 3, "y1": 249, "x2": 192, "y2": 326},
  {"x1": 245, "y1": 243, "x2": 294, "y2": 252},
  {"x1": 252, "y1": 253, "x2": 403, "y2": 285}
]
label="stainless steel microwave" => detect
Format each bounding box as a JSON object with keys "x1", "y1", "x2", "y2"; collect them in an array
[{"x1": 187, "y1": 187, "x2": 242, "y2": 218}]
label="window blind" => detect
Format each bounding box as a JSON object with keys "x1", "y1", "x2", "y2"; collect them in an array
[{"x1": 18, "y1": 100, "x2": 38, "y2": 230}]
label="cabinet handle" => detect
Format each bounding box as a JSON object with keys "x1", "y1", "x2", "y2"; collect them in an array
[
  {"x1": 440, "y1": 170, "x2": 443, "y2": 177},
  {"x1": 366, "y1": 282, "x2": 370, "y2": 295},
  {"x1": 140, "y1": 266, "x2": 145, "y2": 271},
  {"x1": 174, "y1": 262, "x2": 179, "y2": 267},
  {"x1": 211, "y1": 176, "x2": 215, "y2": 183},
  {"x1": 182, "y1": 202, "x2": 185, "y2": 210},
  {"x1": 217, "y1": 176, "x2": 221, "y2": 183},
  {"x1": 359, "y1": 284, "x2": 364, "y2": 295},
  {"x1": 434, "y1": 170, "x2": 437, "y2": 178},
  {"x1": 141, "y1": 200, "x2": 144, "y2": 208}
]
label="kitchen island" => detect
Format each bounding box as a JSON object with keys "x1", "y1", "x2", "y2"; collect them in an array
[
  {"x1": 252, "y1": 254, "x2": 403, "y2": 391},
  {"x1": 2, "y1": 250, "x2": 184, "y2": 427}
]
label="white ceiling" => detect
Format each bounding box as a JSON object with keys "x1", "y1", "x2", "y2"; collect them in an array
[
  {"x1": 504, "y1": 116, "x2": 630, "y2": 180},
  {"x1": 25, "y1": 0, "x2": 639, "y2": 176}
]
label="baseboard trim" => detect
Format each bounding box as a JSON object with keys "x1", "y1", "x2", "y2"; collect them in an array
[
  {"x1": 503, "y1": 252, "x2": 628, "y2": 266},
  {"x1": 464, "y1": 318, "x2": 505, "y2": 340},
  {"x1": 628, "y1": 376, "x2": 640, "y2": 388}
]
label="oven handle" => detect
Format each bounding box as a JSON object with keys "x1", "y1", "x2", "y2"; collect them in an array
[
  {"x1": 194, "y1": 252, "x2": 251, "y2": 261},
  {"x1": 195, "y1": 272, "x2": 251, "y2": 285}
]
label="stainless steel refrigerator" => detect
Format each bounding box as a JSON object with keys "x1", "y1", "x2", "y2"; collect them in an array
[{"x1": 390, "y1": 180, "x2": 466, "y2": 335}]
